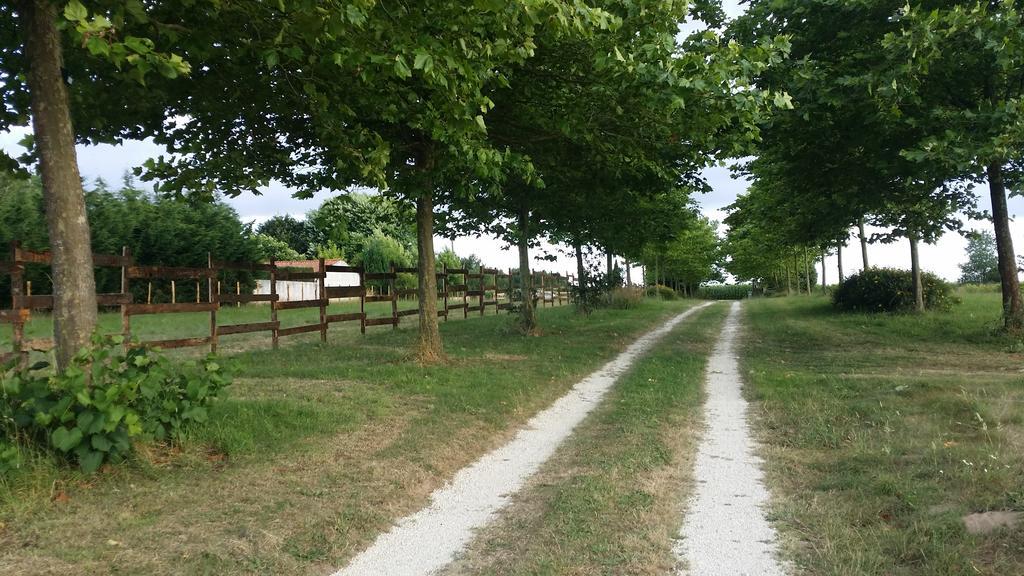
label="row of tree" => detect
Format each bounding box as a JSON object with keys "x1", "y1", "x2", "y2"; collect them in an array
[
  {"x1": 0, "y1": 174, "x2": 260, "y2": 303},
  {"x1": 0, "y1": 175, "x2": 509, "y2": 299},
  {"x1": 720, "y1": 0, "x2": 1023, "y2": 325},
  {"x1": 3, "y1": 0, "x2": 791, "y2": 368}
]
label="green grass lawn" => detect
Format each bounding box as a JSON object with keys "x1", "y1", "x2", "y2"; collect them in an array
[
  {"x1": 446, "y1": 303, "x2": 726, "y2": 576},
  {"x1": 742, "y1": 291, "x2": 1024, "y2": 576},
  {"x1": 0, "y1": 298, "x2": 691, "y2": 576}
]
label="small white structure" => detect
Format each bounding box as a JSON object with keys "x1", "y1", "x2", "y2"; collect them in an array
[{"x1": 254, "y1": 259, "x2": 360, "y2": 302}]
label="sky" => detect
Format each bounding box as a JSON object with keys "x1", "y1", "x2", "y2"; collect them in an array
[{"x1": 3, "y1": 0, "x2": 1021, "y2": 282}]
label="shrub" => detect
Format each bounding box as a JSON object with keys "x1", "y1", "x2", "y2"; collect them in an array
[
  {"x1": 1, "y1": 336, "x2": 230, "y2": 473},
  {"x1": 699, "y1": 284, "x2": 752, "y2": 300},
  {"x1": 833, "y1": 268, "x2": 957, "y2": 313},
  {"x1": 609, "y1": 287, "x2": 643, "y2": 309},
  {"x1": 646, "y1": 284, "x2": 677, "y2": 300}
]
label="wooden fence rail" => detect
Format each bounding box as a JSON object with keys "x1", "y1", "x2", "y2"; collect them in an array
[{"x1": 1, "y1": 242, "x2": 574, "y2": 367}]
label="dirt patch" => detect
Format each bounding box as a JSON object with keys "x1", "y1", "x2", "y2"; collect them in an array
[{"x1": 963, "y1": 511, "x2": 1023, "y2": 535}]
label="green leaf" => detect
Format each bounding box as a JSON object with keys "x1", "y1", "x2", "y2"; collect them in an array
[
  {"x1": 182, "y1": 406, "x2": 207, "y2": 423},
  {"x1": 413, "y1": 51, "x2": 432, "y2": 73},
  {"x1": 63, "y1": 0, "x2": 88, "y2": 22},
  {"x1": 77, "y1": 449, "x2": 104, "y2": 473},
  {"x1": 772, "y1": 91, "x2": 794, "y2": 109},
  {"x1": 51, "y1": 426, "x2": 83, "y2": 453},
  {"x1": 394, "y1": 55, "x2": 412, "y2": 79},
  {"x1": 91, "y1": 434, "x2": 112, "y2": 452},
  {"x1": 265, "y1": 50, "x2": 279, "y2": 69},
  {"x1": 123, "y1": 36, "x2": 153, "y2": 55},
  {"x1": 475, "y1": 115, "x2": 487, "y2": 131}
]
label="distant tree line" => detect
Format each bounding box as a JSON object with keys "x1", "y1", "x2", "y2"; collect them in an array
[{"x1": 0, "y1": 173, "x2": 259, "y2": 304}]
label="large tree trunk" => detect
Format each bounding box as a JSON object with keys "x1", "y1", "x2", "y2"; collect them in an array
[
  {"x1": 624, "y1": 260, "x2": 631, "y2": 285},
  {"x1": 22, "y1": 0, "x2": 98, "y2": 371},
  {"x1": 415, "y1": 191, "x2": 443, "y2": 362},
  {"x1": 909, "y1": 234, "x2": 924, "y2": 312},
  {"x1": 785, "y1": 261, "x2": 793, "y2": 296},
  {"x1": 517, "y1": 205, "x2": 537, "y2": 333},
  {"x1": 987, "y1": 162, "x2": 1023, "y2": 330},
  {"x1": 837, "y1": 243, "x2": 844, "y2": 282},
  {"x1": 606, "y1": 252, "x2": 613, "y2": 279},
  {"x1": 820, "y1": 249, "x2": 827, "y2": 293},
  {"x1": 803, "y1": 249, "x2": 811, "y2": 294},
  {"x1": 859, "y1": 218, "x2": 870, "y2": 270},
  {"x1": 574, "y1": 242, "x2": 587, "y2": 312},
  {"x1": 576, "y1": 243, "x2": 586, "y2": 290}
]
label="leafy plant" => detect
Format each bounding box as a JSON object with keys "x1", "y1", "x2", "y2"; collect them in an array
[
  {"x1": 646, "y1": 284, "x2": 678, "y2": 301},
  {"x1": 1, "y1": 335, "x2": 230, "y2": 473},
  {"x1": 833, "y1": 268, "x2": 957, "y2": 313}
]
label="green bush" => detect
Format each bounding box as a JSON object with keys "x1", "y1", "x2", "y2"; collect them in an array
[
  {"x1": 1, "y1": 336, "x2": 230, "y2": 473},
  {"x1": 646, "y1": 284, "x2": 677, "y2": 300},
  {"x1": 832, "y1": 268, "x2": 957, "y2": 313},
  {"x1": 699, "y1": 284, "x2": 752, "y2": 300}
]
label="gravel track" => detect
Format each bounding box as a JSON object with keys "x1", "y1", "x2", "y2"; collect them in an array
[
  {"x1": 332, "y1": 302, "x2": 715, "y2": 576},
  {"x1": 675, "y1": 301, "x2": 786, "y2": 576}
]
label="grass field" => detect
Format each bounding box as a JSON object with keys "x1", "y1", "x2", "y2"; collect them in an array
[
  {"x1": 0, "y1": 299, "x2": 691, "y2": 575},
  {"x1": 742, "y1": 291, "x2": 1024, "y2": 575},
  {"x1": 445, "y1": 303, "x2": 727, "y2": 575}
]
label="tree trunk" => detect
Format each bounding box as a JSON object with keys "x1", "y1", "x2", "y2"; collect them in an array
[
  {"x1": 987, "y1": 162, "x2": 1023, "y2": 330},
  {"x1": 574, "y1": 242, "x2": 587, "y2": 313},
  {"x1": 625, "y1": 260, "x2": 631, "y2": 285},
  {"x1": 803, "y1": 249, "x2": 811, "y2": 294},
  {"x1": 859, "y1": 218, "x2": 870, "y2": 270},
  {"x1": 909, "y1": 233, "x2": 924, "y2": 312},
  {"x1": 606, "y1": 252, "x2": 613, "y2": 279},
  {"x1": 785, "y1": 261, "x2": 793, "y2": 296},
  {"x1": 415, "y1": 191, "x2": 443, "y2": 362},
  {"x1": 517, "y1": 205, "x2": 537, "y2": 333},
  {"x1": 821, "y1": 249, "x2": 827, "y2": 293},
  {"x1": 22, "y1": 0, "x2": 98, "y2": 371},
  {"x1": 837, "y1": 243, "x2": 844, "y2": 282}
]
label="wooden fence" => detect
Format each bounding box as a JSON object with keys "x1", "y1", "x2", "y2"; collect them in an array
[{"x1": 1, "y1": 242, "x2": 573, "y2": 366}]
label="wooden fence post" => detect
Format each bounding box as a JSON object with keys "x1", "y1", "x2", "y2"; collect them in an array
[
  {"x1": 121, "y1": 246, "x2": 131, "y2": 351},
  {"x1": 318, "y1": 257, "x2": 328, "y2": 342},
  {"x1": 359, "y1": 265, "x2": 366, "y2": 335},
  {"x1": 147, "y1": 282, "x2": 151, "y2": 304},
  {"x1": 171, "y1": 280, "x2": 176, "y2": 304},
  {"x1": 235, "y1": 281, "x2": 241, "y2": 308},
  {"x1": 477, "y1": 266, "x2": 485, "y2": 316},
  {"x1": 442, "y1": 264, "x2": 449, "y2": 322},
  {"x1": 461, "y1": 269, "x2": 468, "y2": 319},
  {"x1": 390, "y1": 262, "x2": 399, "y2": 329},
  {"x1": 270, "y1": 263, "x2": 279, "y2": 349},
  {"x1": 209, "y1": 253, "x2": 218, "y2": 353}
]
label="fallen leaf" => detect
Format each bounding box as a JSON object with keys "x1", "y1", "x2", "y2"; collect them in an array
[{"x1": 52, "y1": 491, "x2": 70, "y2": 504}]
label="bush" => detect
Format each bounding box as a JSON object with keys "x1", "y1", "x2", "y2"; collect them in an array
[
  {"x1": 609, "y1": 287, "x2": 643, "y2": 309},
  {"x1": 833, "y1": 268, "x2": 957, "y2": 313},
  {"x1": 1, "y1": 336, "x2": 230, "y2": 473},
  {"x1": 646, "y1": 284, "x2": 677, "y2": 300},
  {"x1": 699, "y1": 284, "x2": 752, "y2": 300}
]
